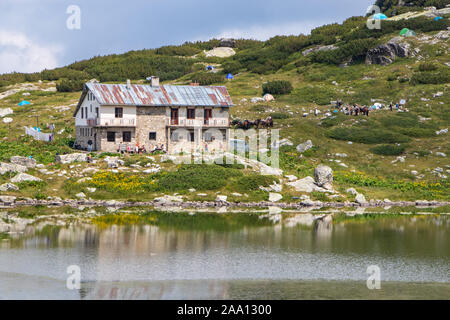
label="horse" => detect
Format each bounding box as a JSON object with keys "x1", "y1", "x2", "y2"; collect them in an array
[{"x1": 360, "y1": 106, "x2": 369, "y2": 116}]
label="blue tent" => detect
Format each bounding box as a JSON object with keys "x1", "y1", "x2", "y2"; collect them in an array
[
  {"x1": 226, "y1": 73, "x2": 234, "y2": 80},
  {"x1": 373, "y1": 13, "x2": 388, "y2": 20},
  {"x1": 206, "y1": 65, "x2": 215, "y2": 70},
  {"x1": 434, "y1": 16, "x2": 443, "y2": 21},
  {"x1": 18, "y1": 100, "x2": 31, "y2": 106}
]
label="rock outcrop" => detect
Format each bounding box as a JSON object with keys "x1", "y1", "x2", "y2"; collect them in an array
[
  {"x1": 366, "y1": 37, "x2": 413, "y2": 65},
  {"x1": 11, "y1": 173, "x2": 42, "y2": 183},
  {"x1": 10, "y1": 156, "x2": 36, "y2": 168},
  {"x1": 55, "y1": 153, "x2": 87, "y2": 164},
  {"x1": 296, "y1": 140, "x2": 313, "y2": 153},
  {"x1": 314, "y1": 165, "x2": 333, "y2": 190}
]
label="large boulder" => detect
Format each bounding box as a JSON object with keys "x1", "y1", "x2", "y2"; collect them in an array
[
  {"x1": 366, "y1": 38, "x2": 412, "y2": 66},
  {"x1": 220, "y1": 38, "x2": 236, "y2": 48},
  {"x1": 355, "y1": 193, "x2": 367, "y2": 204},
  {"x1": 10, "y1": 156, "x2": 36, "y2": 168},
  {"x1": 55, "y1": 153, "x2": 87, "y2": 164},
  {"x1": 11, "y1": 173, "x2": 42, "y2": 183},
  {"x1": 314, "y1": 165, "x2": 333, "y2": 190},
  {"x1": 296, "y1": 140, "x2": 313, "y2": 153},
  {"x1": 0, "y1": 183, "x2": 19, "y2": 191},
  {"x1": 302, "y1": 44, "x2": 338, "y2": 56},
  {"x1": 0, "y1": 162, "x2": 28, "y2": 174},
  {"x1": 0, "y1": 108, "x2": 13, "y2": 118}
]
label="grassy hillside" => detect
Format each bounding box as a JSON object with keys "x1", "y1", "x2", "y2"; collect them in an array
[{"x1": 0, "y1": 8, "x2": 448, "y2": 203}]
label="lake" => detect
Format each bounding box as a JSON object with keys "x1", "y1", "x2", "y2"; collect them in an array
[{"x1": 0, "y1": 209, "x2": 449, "y2": 299}]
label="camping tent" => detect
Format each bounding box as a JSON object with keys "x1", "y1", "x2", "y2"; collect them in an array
[
  {"x1": 404, "y1": 30, "x2": 416, "y2": 37},
  {"x1": 399, "y1": 28, "x2": 410, "y2": 36},
  {"x1": 373, "y1": 13, "x2": 388, "y2": 20},
  {"x1": 206, "y1": 65, "x2": 215, "y2": 71},
  {"x1": 226, "y1": 73, "x2": 234, "y2": 80},
  {"x1": 434, "y1": 16, "x2": 443, "y2": 21},
  {"x1": 18, "y1": 100, "x2": 30, "y2": 106}
]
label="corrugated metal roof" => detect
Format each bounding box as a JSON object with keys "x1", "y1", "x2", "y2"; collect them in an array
[{"x1": 86, "y1": 83, "x2": 233, "y2": 107}]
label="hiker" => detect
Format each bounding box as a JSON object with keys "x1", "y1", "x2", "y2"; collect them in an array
[
  {"x1": 389, "y1": 102, "x2": 393, "y2": 111},
  {"x1": 396, "y1": 102, "x2": 399, "y2": 111},
  {"x1": 135, "y1": 144, "x2": 139, "y2": 154},
  {"x1": 314, "y1": 107, "x2": 318, "y2": 116}
]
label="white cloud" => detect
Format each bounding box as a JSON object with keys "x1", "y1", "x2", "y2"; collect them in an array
[
  {"x1": 0, "y1": 30, "x2": 63, "y2": 74},
  {"x1": 213, "y1": 20, "x2": 328, "y2": 40}
]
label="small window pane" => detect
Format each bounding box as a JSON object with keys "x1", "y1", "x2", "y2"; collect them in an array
[
  {"x1": 149, "y1": 132, "x2": 156, "y2": 140},
  {"x1": 107, "y1": 131, "x2": 116, "y2": 142},
  {"x1": 115, "y1": 108, "x2": 123, "y2": 118},
  {"x1": 123, "y1": 131, "x2": 131, "y2": 142}
]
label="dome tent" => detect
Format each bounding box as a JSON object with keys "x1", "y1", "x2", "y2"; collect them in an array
[
  {"x1": 399, "y1": 28, "x2": 410, "y2": 36},
  {"x1": 373, "y1": 13, "x2": 387, "y2": 20},
  {"x1": 18, "y1": 100, "x2": 31, "y2": 106},
  {"x1": 226, "y1": 73, "x2": 234, "y2": 80}
]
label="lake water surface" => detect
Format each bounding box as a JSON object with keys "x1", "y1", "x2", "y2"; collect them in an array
[{"x1": 0, "y1": 211, "x2": 449, "y2": 299}]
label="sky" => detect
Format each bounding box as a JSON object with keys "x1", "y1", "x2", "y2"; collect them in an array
[{"x1": 0, "y1": 0, "x2": 374, "y2": 74}]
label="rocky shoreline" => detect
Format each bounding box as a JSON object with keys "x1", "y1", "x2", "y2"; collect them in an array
[{"x1": 0, "y1": 197, "x2": 448, "y2": 209}]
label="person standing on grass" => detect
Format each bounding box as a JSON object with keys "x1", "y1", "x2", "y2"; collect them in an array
[
  {"x1": 396, "y1": 102, "x2": 399, "y2": 111},
  {"x1": 314, "y1": 107, "x2": 318, "y2": 117},
  {"x1": 389, "y1": 102, "x2": 393, "y2": 111}
]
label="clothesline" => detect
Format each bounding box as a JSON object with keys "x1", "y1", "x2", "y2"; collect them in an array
[{"x1": 24, "y1": 126, "x2": 54, "y2": 142}]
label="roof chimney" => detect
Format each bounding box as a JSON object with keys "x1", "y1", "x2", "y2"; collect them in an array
[
  {"x1": 126, "y1": 79, "x2": 131, "y2": 89},
  {"x1": 150, "y1": 76, "x2": 159, "y2": 87}
]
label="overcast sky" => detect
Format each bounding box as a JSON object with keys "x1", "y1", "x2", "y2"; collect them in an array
[{"x1": 0, "y1": 0, "x2": 374, "y2": 74}]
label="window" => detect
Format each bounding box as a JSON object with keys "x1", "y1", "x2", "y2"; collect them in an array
[
  {"x1": 123, "y1": 131, "x2": 131, "y2": 142},
  {"x1": 90, "y1": 104, "x2": 92, "y2": 113},
  {"x1": 187, "y1": 109, "x2": 195, "y2": 119},
  {"x1": 190, "y1": 132, "x2": 195, "y2": 142},
  {"x1": 96, "y1": 107, "x2": 99, "y2": 118},
  {"x1": 107, "y1": 131, "x2": 116, "y2": 142},
  {"x1": 81, "y1": 108, "x2": 84, "y2": 119},
  {"x1": 204, "y1": 132, "x2": 213, "y2": 142},
  {"x1": 85, "y1": 107, "x2": 88, "y2": 118},
  {"x1": 115, "y1": 107, "x2": 123, "y2": 118},
  {"x1": 149, "y1": 132, "x2": 156, "y2": 140}
]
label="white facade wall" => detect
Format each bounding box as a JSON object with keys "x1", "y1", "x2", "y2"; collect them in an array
[{"x1": 75, "y1": 93, "x2": 100, "y2": 126}]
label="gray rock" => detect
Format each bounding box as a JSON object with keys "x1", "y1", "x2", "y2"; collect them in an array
[
  {"x1": 436, "y1": 152, "x2": 446, "y2": 157},
  {"x1": 0, "y1": 108, "x2": 13, "y2": 118},
  {"x1": 0, "y1": 183, "x2": 19, "y2": 191},
  {"x1": 0, "y1": 162, "x2": 28, "y2": 174},
  {"x1": 10, "y1": 156, "x2": 36, "y2": 168},
  {"x1": 0, "y1": 195, "x2": 16, "y2": 203},
  {"x1": 55, "y1": 153, "x2": 87, "y2": 164},
  {"x1": 355, "y1": 193, "x2": 367, "y2": 204},
  {"x1": 216, "y1": 195, "x2": 228, "y2": 202},
  {"x1": 269, "y1": 193, "x2": 283, "y2": 202},
  {"x1": 366, "y1": 38, "x2": 412, "y2": 66},
  {"x1": 296, "y1": 140, "x2": 313, "y2": 153},
  {"x1": 302, "y1": 44, "x2": 338, "y2": 56},
  {"x1": 76, "y1": 192, "x2": 86, "y2": 198},
  {"x1": 11, "y1": 173, "x2": 42, "y2": 183},
  {"x1": 346, "y1": 188, "x2": 358, "y2": 195},
  {"x1": 154, "y1": 195, "x2": 183, "y2": 203},
  {"x1": 287, "y1": 176, "x2": 330, "y2": 193},
  {"x1": 314, "y1": 165, "x2": 333, "y2": 190}
]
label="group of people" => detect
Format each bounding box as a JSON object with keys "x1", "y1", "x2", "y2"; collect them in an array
[
  {"x1": 323, "y1": 99, "x2": 404, "y2": 117},
  {"x1": 117, "y1": 143, "x2": 165, "y2": 154}
]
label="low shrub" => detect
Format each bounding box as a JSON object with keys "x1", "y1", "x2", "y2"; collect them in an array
[
  {"x1": 410, "y1": 69, "x2": 450, "y2": 85},
  {"x1": 191, "y1": 73, "x2": 224, "y2": 85},
  {"x1": 56, "y1": 79, "x2": 85, "y2": 92},
  {"x1": 418, "y1": 62, "x2": 438, "y2": 72},
  {"x1": 327, "y1": 127, "x2": 410, "y2": 144},
  {"x1": 370, "y1": 144, "x2": 406, "y2": 156},
  {"x1": 232, "y1": 174, "x2": 279, "y2": 192},
  {"x1": 262, "y1": 80, "x2": 293, "y2": 95},
  {"x1": 270, "y1": 113, "x2": 290, "y2": 119}
]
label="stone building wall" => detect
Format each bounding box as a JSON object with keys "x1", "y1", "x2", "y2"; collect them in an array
[{"x1": 135, "y1": 106, "x2": 167, "y2": 150}]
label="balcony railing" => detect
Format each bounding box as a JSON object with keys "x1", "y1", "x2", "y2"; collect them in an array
[
  {"x1": 87, "y1": 118, "x2": 135, "y2": 127},
  {"x1": 167, "y1": 118, "x2": 229, "y2": 127}
]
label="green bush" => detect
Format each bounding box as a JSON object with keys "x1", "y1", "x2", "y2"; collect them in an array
[
  {"x1": 410, "y1": 69, "x2": 450, "y2": 85},
  {"x1": 418, "y1": 62, "x2": 438, "y2": 72},
  {"x1": 262, "y1": 80, "x2": 293, "y2": 95},
  {"x1": 327, "y1": 127, "x2": 410, "y2": 144},
  {"x1": 222, "y1": 61, "x2": 243, "y2": 74},
  {"x1": 270, "y1": 113, "x2": 290, "y2": 119},
  {"x1": 56, "y1": 79, "x2": 85, "y2": 92},
  {"x1": 155, "y1": 45, "x2": 201, "y2": 56},
  {"x1": 232, "y1": 174, "x2": 279, "y2": 192},
  {"x1": 370, "y1": 144, "x2": 406, "y2": 156},
  {"x1": 191, "y1": 73, "x2": 224, "y2": 85},
  {"x1": 158, "y1": 164, "x2": 242, "y2": 191}
]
